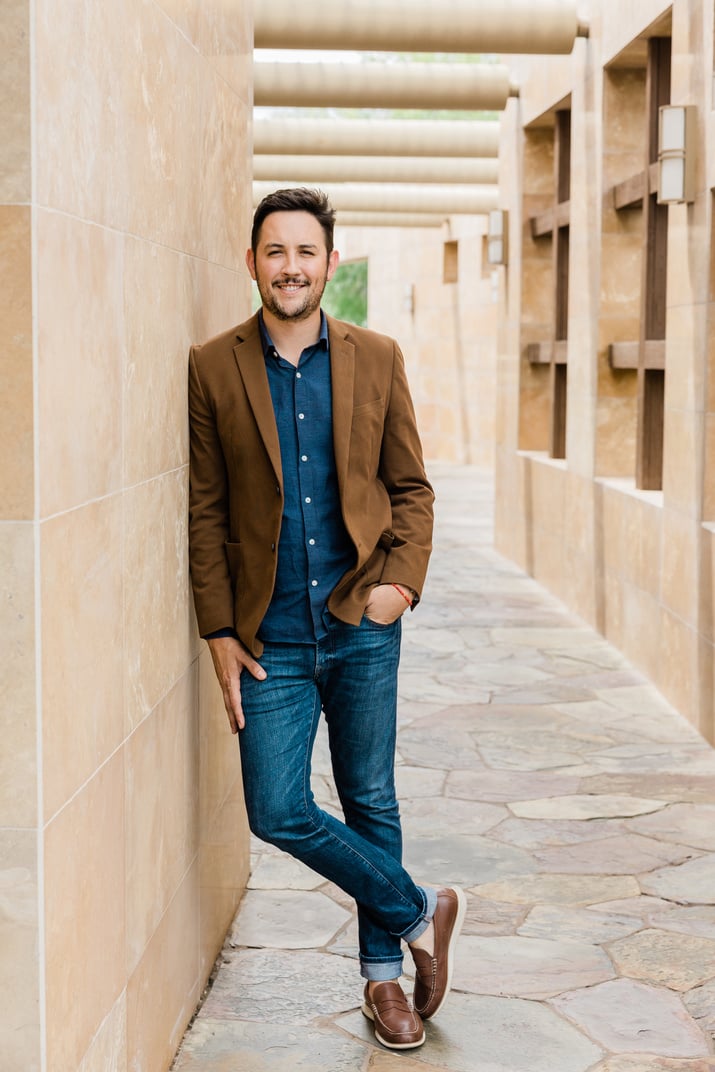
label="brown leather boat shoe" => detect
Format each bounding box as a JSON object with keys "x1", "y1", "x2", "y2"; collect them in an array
[
  {"x1": 410, "y1": 885, "x2": 467, "y2": 1019},
  {"x1": 361, "y1": 981, "x2": 425, "y2": 1049}
]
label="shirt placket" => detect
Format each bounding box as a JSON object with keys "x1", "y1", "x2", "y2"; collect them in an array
[{"x1": 294, "y1": 364, "x2": 320, "y2": 624}]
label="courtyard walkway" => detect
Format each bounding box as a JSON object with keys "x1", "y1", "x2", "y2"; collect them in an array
[{"x1": 174, "y1": 465, "x2": 715, "y2": 1072}]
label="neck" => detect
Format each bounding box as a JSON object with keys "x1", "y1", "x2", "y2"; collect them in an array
[{"x1": 261, "y1": 307, "x2": 323, "y2": 366}]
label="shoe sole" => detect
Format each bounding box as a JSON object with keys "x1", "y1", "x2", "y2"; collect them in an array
[
  {"x1": 361, "y1": 1001, "x2": 426, "y2": 1050},
  {"x1": 423, "y1": 884, "x2": 467, "y2": 1020}
]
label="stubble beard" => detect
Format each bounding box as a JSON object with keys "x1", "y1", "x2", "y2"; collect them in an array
[{"x1": 257, "y1": 272, "x2": 329, "y2": 322}]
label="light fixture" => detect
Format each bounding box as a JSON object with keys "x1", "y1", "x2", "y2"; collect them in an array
[
  {"x1": 487, "y1": 209, "x2": 508, "y2": 265},
  {"x1": 657, "y1": 105, "x2": 696, "y2": 204}
]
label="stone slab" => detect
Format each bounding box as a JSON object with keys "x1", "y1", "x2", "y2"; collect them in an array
[
  {"x1": 173, "y1": 1020, "x2": 369, "y2": 1072},
  {"x1": 627, "y1": 805, "x2": 715, "y2": 852},
  {"x1": 472, "y1": 873, "x2": 640, "y2": 906},
  {"x1": 229, "y1": 890, "x2": 351, "y2": 950},
  {"x1": 403, "y1": 834, "x2": 537, "y2": 888},
  {"x1": 511, "y1": 795, "x2": 668, "y2": 820},
  {"x1": 337, "y1": 991, "x2": 603, "y2": 1072},
  {"x1": 551, "y1": 979, "x2": 711, "y2": 1057},
  {"x1": 641, "y1": 855, "x2": 715, "y2": 905},
  {"x1": 453, "y1": 934, "x2": 614, "y2": 998},
  {"x1": 200, "y1": 949, "x2": 360, "y2": 1024},
  {"x1": 248, "y1": 855, "x2": 324, "y2": 892},
  {"x1": 608, "y1": 929, "x2": 715, "y2": 991},
  {"x1": 447, "y1": 769, "x2": 582, "y2": 803},
  {"x1": 518, "y1": 904, "x2": 642, "y2": 944},
  {"x1": 533, "y1": 833, "x2": 696, "y2": 875}
]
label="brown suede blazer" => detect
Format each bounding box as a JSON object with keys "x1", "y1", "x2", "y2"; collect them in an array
[{"x1": 188, "y1": 311, "x2": 434, "y2": 656}]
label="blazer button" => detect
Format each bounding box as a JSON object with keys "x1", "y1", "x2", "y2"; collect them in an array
[
  {"x1": 275, "y1": 484, "x2": 280, "y2": 495},
  {"x1": 271, "y1": 542, "x2": 276, "y2": 551}
]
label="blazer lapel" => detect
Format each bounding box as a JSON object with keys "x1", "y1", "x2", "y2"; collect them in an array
[
  {"x1": 328, "y1": 318, "x2": 355, "y2": 499},
  {"x1": 232, "y1": 318, "x2": 283, "y2": 486}
]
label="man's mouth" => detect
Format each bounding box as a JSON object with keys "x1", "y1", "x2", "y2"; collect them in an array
[{"x1": 276, "y1": 281, "x2": 306, "y2": 293}]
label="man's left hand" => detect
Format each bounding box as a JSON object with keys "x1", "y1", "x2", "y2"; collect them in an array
[{"x1": 364, "y1": 583, "x2": 414, "y2": 625}]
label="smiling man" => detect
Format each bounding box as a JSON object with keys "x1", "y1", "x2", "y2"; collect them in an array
[{"x1": 188, "y1": 187, "x2": 465, "y2": 1051}]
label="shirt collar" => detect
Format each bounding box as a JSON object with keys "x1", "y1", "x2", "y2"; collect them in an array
[{"x1": 259, "y1": 309, "x2": 329, "y2": 361}]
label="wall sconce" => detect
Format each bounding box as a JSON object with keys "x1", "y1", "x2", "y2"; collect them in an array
[
  {"x1": 487, "y1": 209, "x2": 508, "y2": 265},
  {"x1": 657, "y1": 105, "x2": 696, "y2": 204}
]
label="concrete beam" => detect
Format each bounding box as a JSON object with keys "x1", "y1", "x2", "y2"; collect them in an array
[
  {"x1": 254, "y1": 118, "x2": 499, "y2": 158},
  {"x1": 335, "y1": 213, "x2": 448, "y2": 228},
  {"x1": 253, "y1": 182, "x2": 498, "y2": 215},
  {"x1": 254, "y1": 155, "x2": 499, "y2": 186},
  {"x1": 254, "y1": 61, "x2": 516, "y2": 111},
  {"x1": 255, "y1": 0, "x2": 589, "y2": 54}
]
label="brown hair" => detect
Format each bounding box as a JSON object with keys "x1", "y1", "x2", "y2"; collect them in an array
[{"x1": 251, "y1": 187, "x2": 336, "y2": 254}]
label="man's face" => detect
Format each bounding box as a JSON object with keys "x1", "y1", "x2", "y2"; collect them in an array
[{"x1": 247, "y1": 211, "x2": 339, "y2": 322}]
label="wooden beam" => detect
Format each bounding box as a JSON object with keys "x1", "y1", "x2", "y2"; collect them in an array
[
  {"x1": 611, "y1": 163, "x2": 659, "y2": 211},
  {"x1": 613, "y1": 171, "x2": 646, "y2": 210},
  {"x1": 609, "y1": 340, "x2": 665, "y2": 370},
  {"x1": 526, "y1": 342, "x2": 552, "y2": 364},
  {"x1": 530, "y1": 200, "x2": 570, "y2": 238}
]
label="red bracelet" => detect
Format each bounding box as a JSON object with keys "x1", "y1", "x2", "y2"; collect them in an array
[{"x1": 391, "y1": 583, "x2": 413, "y2": 606}]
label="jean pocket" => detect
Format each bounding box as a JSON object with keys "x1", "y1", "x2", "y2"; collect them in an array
[{"x1": 361, "y1": 613, "x2": 398, "y2": 630}]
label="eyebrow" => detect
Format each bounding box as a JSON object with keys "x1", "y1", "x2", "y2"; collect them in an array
[{"x1": 263, "y1": 242, "x2": 319, "y2": 252}]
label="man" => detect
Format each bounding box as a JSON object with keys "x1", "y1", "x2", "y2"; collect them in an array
[{"x1": 188, "y1": 187, "x2": 465, "y2": 1051}]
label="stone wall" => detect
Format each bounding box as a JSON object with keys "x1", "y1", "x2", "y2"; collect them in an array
[{"x1": 0, "y1": 2, "x2": 253, "y2": 1068}]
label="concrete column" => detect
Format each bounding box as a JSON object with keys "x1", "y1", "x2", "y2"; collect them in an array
[
  {"x1": 253, "y1": 181, "x2": 498, "y2": 215},
  {"x1": 254, "y1": 155, "x2": 499, "y2": 185},
  {"x1": 254, "y1": 118, "x2": 499, "y2": 158},
  {"x1": 254, "y1": 60, "x2": 516, "y2": 111},
  {"x1": 255, "y1": 0, "x2": 588, "y2": 53}
]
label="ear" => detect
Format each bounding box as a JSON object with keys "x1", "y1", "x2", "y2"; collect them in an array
[
  {"x1": 326, "y1": 249, "x2": 340, "y2": 281},
  {"x1": 245, "y1": 248, "x2": 257, "y2": 280}
]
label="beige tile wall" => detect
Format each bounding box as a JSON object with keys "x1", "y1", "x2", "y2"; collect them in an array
[
  {"x1": 1, "y1": 1, "x2": 253, "y2": 1068},
  {"x1": 495, "y1": 0, "x2": 715, "y2": 743}
]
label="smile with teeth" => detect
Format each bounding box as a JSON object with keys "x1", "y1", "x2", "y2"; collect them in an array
[{"x1": 276, "y1": 281, "x2": 307, "y2": 292}]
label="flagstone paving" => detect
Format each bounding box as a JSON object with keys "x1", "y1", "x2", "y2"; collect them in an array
[{"x1": 173, "y1": 466, "x2": 715, "y2": 1072}]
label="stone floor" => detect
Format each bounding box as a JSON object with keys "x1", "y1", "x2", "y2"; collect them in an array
[{"x1": 173, "y1": 465, "x2": 715, "y2": 1072}]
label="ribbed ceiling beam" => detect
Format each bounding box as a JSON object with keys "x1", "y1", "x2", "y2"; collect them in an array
[
  {"x1": 255, "y1": 0, "x2": 588, "y2": 54},
  {"x1": 254, "y1": 61, "x2": 516, "y2": 111},
  {"x1": 253, "y1": 182, "x2": 498, "y2": 215},
  {"x1": 335, "y1": 213, "x2": 448, "y2": 228},
  {"x1": 254, "y1": 155, "x2": 499, "y2": 186},
  {"x1": 254, "y1": 118, "x2": 499, "y2": 158}
]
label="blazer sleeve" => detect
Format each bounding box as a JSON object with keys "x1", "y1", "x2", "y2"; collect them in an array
[
  {"x1": 188, "y1": 345, "x2": 235, "y2": 635},
  {"x1": 377, "y1": 342, "x2": 434, "y2": 599}
]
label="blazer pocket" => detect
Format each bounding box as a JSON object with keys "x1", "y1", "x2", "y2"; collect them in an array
[{"x1": 352, "y1": 397, "x2": 384, "y2": 418}]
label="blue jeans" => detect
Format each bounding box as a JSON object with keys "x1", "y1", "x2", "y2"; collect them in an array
[{"x1": 238, "y1": 613, "x2": 436, "y2": 980}]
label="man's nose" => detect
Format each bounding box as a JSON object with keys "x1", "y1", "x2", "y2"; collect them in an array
[{"x1": 282, "y1": 251, "x2": 300, "y2": 275}]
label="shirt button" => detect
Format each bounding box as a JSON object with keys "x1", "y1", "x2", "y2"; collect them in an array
[
  {"x1": 305, "y1": 496, "x2": 311, "y2": 503},
  {"x1": 296, "y1": 372, "x2": 302, "y2": 379},
  {"x1": 309, "y1": 538, "x2": 315, "y2": 545},
  {"x1": 298, "y1": 413, "x2": 305, "y2": 420},
  {"x1": 311, "y1": 580, "x2": 318, "y2": 587},
  {"x1": 301, "y1": 455, "x2": 308, "y2": 462}
]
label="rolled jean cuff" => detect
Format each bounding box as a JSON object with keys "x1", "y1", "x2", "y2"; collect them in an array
[
  {"x1": 360, "y1": 957, "x2": 404, "y2": 982},
  {"x1": 403, "y1": 886, "x2": 438, "y2": 945}
]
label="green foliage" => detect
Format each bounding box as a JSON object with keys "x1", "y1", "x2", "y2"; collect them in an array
[{"x1": 322, "y1": 259, "x2": 368, "y2": 327}]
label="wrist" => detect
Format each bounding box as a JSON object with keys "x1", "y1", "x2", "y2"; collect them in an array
[{"x1": 390, "y1": 582, "x2": 415, "y2": 607}]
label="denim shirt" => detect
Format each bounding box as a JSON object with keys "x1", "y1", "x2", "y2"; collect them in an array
[{"x1": 257, "y1": 312, "x2": 355, "y2": 642}]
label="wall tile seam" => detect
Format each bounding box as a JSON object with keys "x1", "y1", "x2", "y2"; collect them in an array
[
  {"x1": 42, "y1": 647, "x2": 202, "y2": 829},
  {"x1": 31, "y1": 204, "x2": 247, "y2": 272},
  {"x1": 125, "y1": 849, "x2": 202, "y2": 981},
  {"x1": 35, "y1": 463, "x2": 190, "y2": 525},
  {"x1": 145, "y1": 0, "x2": 254, "y2": 108}
]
